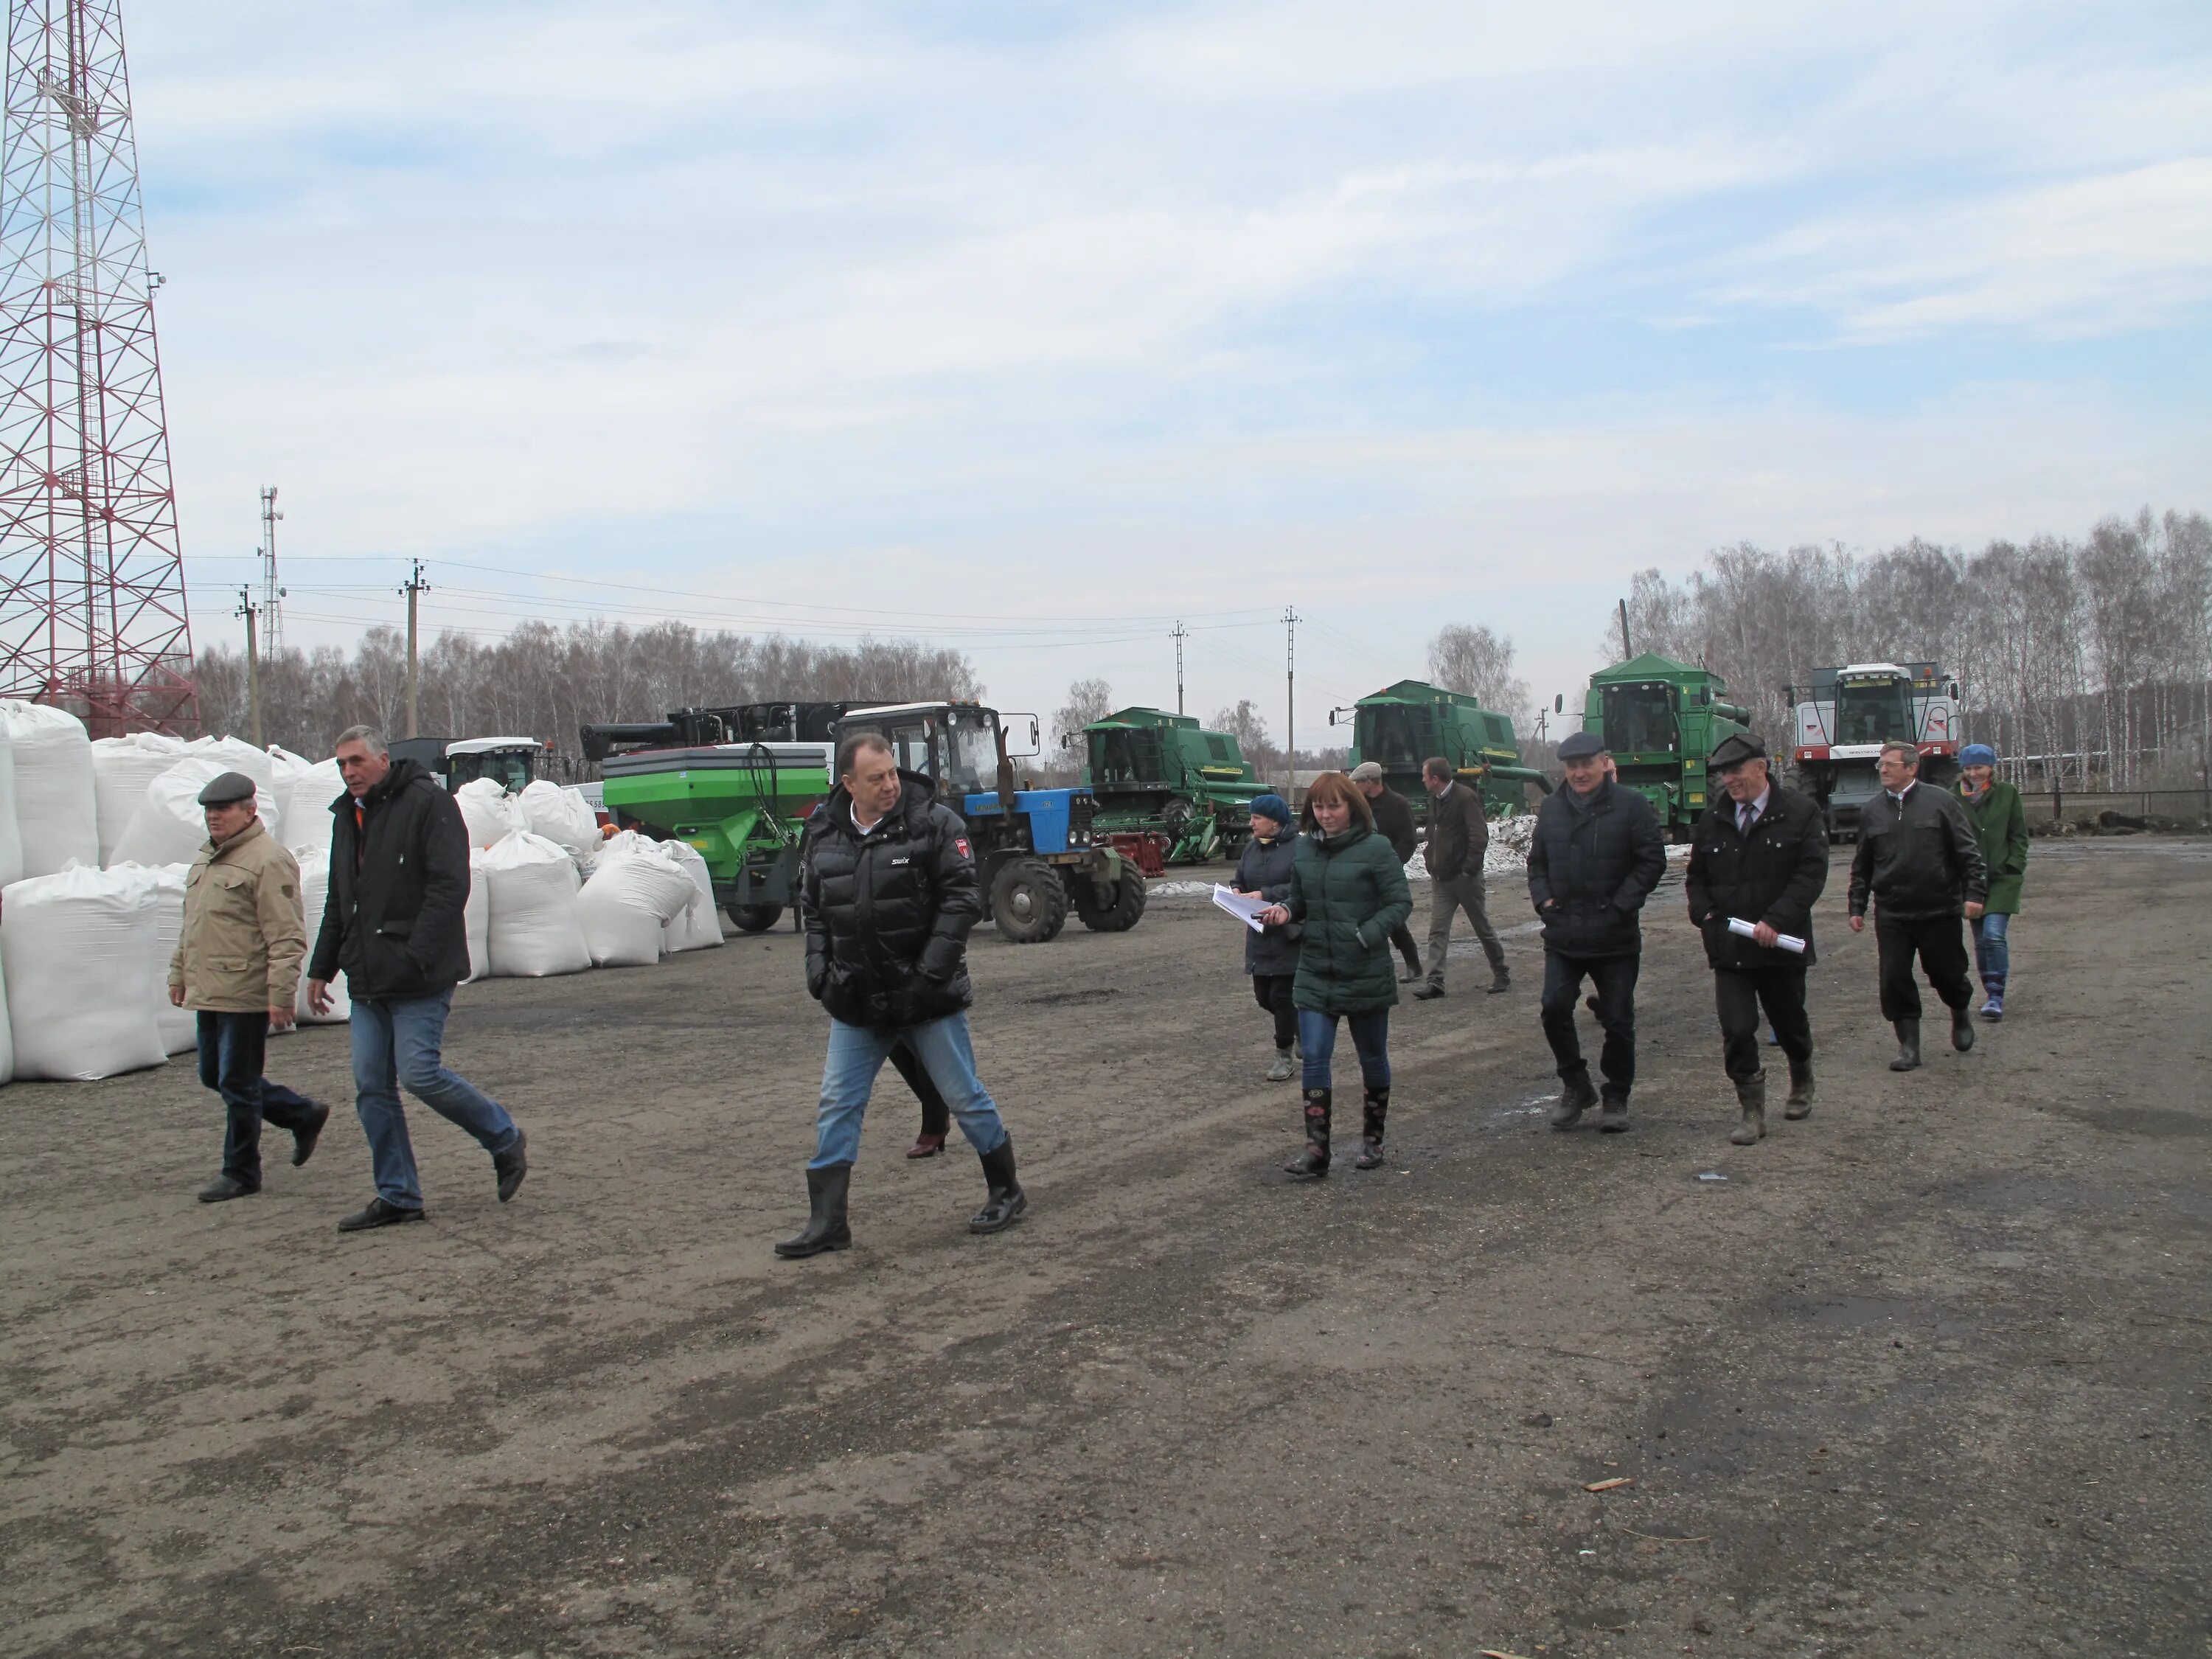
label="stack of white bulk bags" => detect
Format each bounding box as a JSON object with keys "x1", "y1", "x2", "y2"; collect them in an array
[
  {"x1": 480, "y1": 830, "x2": 590, "y2": 977},
  {"x1": 455, "y1": 777, "x2": 519, "y2": 849},
  {"x1": 517, "y1": 779, "x2": 599, "y2": 862},
  {"x1": 147, "y1": 863, "x2": 198, "y2": 1054},
  {"x1": 283, "y1": 758, "x2": 345, "y2": 855},
  {"x1": 111, "y1": 759, "x2": 280, "y2": 869},
  {"x1": 0, "y1": 701, "x2": 98, "y2": 877},
  {"x1": 91, "y1": 731, "x2": 188, "y2": 866},
  {"x1": 577, "y1": 835, "x2": 698, "y2": 967},
  {"x1": 662, "y1": 838, "x2": 724, "y2": 953},
  {"x1": 1, "y1": 863, "x2": 167, "y2": 1079},
  {"x1": 184, "y1": 734, "x2": 276, "y2": 796},
  {"x1": 0, "y1": 721, "x2": 21, "y2": 889},
  {"x1": 464, "y1": 849, "x2": 491, "y2": 982},
  {"x1": 289, "y1": 846, "x2": 349, "y2": 1024}
]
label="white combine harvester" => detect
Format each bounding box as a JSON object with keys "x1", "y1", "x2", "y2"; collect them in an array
[{"x1": 1786, "y1": 662, "x2": 1962, "y2": 840}]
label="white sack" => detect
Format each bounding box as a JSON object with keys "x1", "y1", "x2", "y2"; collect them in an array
[
  {"x1": 291, "y1": 846, "x2": 351, "y2": 1025},
  {"x1": 0, "y1": 725, "x2": 21, "y2": 889},
  {"x1": 578, "y1": 838, "x2": 697, "y2": 967},
  {"x1": 91, "y1": 731, "x2": 188, "y2": 866},
  {"x1": 1, "y1": 863, "x2": 167, "y2": 1080},
  {"x1": 518, "y1": 779, "x2": 599, "y2": 860},
  {"x1": 0, "y1": 947, "x2": 12, "y2": 1084},
  {"x1": 481, "y1": 830, "x2": 590, "y2": 978},
  {"x1": 111, "y1": 759, "x2": 281, "y2": 869},
  {"x1": 0, "y1": 701, "x2": 98, "y2": 877},
  {"x1": 465, "y1": 849, "x2": 491, "y2": 983},
  {"x1": 147, "y1": 863, "x2": 198, "y2": 1054},
  {"x1": 662, "y1": 838, "x2": 724, "y2": 953},
  {"x1": 456, "y1": 777, "x2": 520, "y2": 849},
  {"x1": 184, "y1": 734, "x2": 276, "y2": 796},
  {"x1": 284, "y1": 757, "x2": 345, "y2": 855}
]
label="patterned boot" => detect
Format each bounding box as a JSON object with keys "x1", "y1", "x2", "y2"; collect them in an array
[
  {"x1": 1353, "y1": 1087, "x2": 1389, "y2": 1169},
  {"x1": 1284, "y1": 1088, "x2": 1331, "y2": 1178}
]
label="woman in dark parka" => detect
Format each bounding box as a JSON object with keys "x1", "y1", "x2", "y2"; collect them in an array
[
  {"x1": 1955, "y1": 743, "x2": 2028, "y2": 1018},
  {"x1": 1231, "y1": 793, "x2": 1302, "y2": 1082},
  {"x1": 1258, "y1": 773, "x2": 1413, "y2": 1177}
]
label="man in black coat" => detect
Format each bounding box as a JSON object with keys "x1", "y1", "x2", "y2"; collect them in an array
[
  {"x1": 1684, "y1": 734, "x2": 1830, "y2": 1144},
  {"x1": 307, "y1": 726, "x2": 528, "y2": 1232},
  {"x1": 1351, "y1": 762, "x2": 1425, "y2": 982},
  {"x1": 1526, "y1": 730, "x2": 1666, "y2": 1131},
  {"x1": 1847, "y1": 740, "x2": 1989, "y2": 1071},
  {"x1": 776, "y1": 731, "x2": 1026, "y2": 1259}
]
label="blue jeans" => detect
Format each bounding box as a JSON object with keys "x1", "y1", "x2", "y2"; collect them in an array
[
  {"x1": 813, "y1": 1012, "x2": 1007, "y2": 1169},
  {"x1": 352, "y1": 989, "x2": 518, "y2": 1211},
  {"x1": 1296, "y1": 1008, "x2": 1391, "y2": 1093},
  {"x1": 1973, "y1": 911, "x2": 2012, "y2": 990},
  {"x1": 197, "y1": 1011, "x2": 319, "y2": 1187}
]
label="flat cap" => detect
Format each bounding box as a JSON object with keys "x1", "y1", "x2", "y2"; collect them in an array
[
  {"x1": 1347, "y1": 760, "x2": 1384, "y2": 782},
  {"x1": 1556, "y1": 730, "x2": 1607, "y2": 761},
  {"x1": 1708, "y1": 732, "x2": 1767, "y2": 769},
  {"x1": 196, "y1": 770, "x2": 260, "y2": 807}
]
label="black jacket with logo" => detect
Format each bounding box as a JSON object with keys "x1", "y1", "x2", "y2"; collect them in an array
[
  {"x1": 1846, "y1": 781, "x2": 1988, "y2": 921},
  {"x1": 1684, "y1": 784, "x2": 1830, "y2": 970},
  {"x1": 1526, "y1": 779, "x2": 1666, "y2": 958},
  {"x1": 307, "y1": 757, "x2": 474, "y2": 999},
  {"x1": 799, "y1": 771, "x2": 980, "y2": 1030}
]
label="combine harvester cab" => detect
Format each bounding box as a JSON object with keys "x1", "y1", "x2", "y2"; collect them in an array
[
  {"x1": 1339, "y1": 679, "x2": 1545, "y2": 826},
  {"x1": 832, "y1": 702, "x2": 1143, "y2": 944},
  {"x1": 1787, "y1": 663, "x2": 1961, "y2": 840},
  {"x1": 1078, "y1": 706, "x2": 1263, "y2": 866},
  {"x1": 1574, "y1": 654, "x2": 1749, "y2": 841}
]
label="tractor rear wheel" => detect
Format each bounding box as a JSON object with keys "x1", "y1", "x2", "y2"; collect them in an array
[
  {"x1": 726, "y1": 902, "x2": 783, "y2": 933},
  {"x1": 990, "y1": 858, "x2": 1068, "y2": 944},
  {"x1": 1076, "y1": 866, "x2": 1147, "y2": 932}
]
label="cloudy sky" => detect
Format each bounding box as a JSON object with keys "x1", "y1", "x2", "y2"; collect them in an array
[{"x1": 136, "y1": 0, "x2": 2211, "y2": 747}]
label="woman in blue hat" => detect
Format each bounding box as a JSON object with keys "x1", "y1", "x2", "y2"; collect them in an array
[
  {"x1": 1231, "y1": 793, "x2": 1302, "y2": 1081},
  {"x1": 1955, "y1": 744, "x2": 2028, "y2": 1018}
]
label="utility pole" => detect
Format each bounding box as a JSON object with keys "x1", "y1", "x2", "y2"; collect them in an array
[
  {"x1": 235, "y1": 586, "x2": 262, "y2": 748},
  {"x1": 1172, "y1": 620, "x2": 1187, "y2": 715},
  {"x1": 1284, "y1": 606, "x2": 1299, "y2": 793},
  {"x1": 400, "y1": 560, "x2": 429, "y2": 738},
  {"x1": 258, "y1": 486, "x2": 285, "y2": 653},
  {"x1": 1618, "y1": 598, "x2": 1632, "y2": 661}
]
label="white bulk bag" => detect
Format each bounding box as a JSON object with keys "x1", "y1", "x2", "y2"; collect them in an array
[
  {"x1": 183, "y1": 734, "x2": 276, "y2": 796},
  {"x1": 111, "y1": 759, "x2": 281, "y2": 869},
  {"x1": 662, "y1": 838, "x2": 723, "y2": 953},
  {"x1": 456, "y1": 777, "x2": 519, "y2": 849},
  {"x1": 148, "y1": 863, "x2": 198, "y2": 1054},
  {"x1": 518, "y1": 779, "x2": 599, "y2": 859},
  {"x1": 284, "y1": 757, "x2": 345, "y2": 855},
  {"x1": 481, "y1": 830, "x2": 590, "y2": 978},
  {"x1": 289, "y1": 846, "x2": 350, "y2": 1024},
  {"x1": 91, "y1": 732, "x2": 189, "y2": 866},
  {"x1": 0, "y1": 700, "x2": 98, "y2": 877},
  {"x1": 578, "y1": 838, "x2": 697, "y2": 967},
  {"x1": 0, "y1": 723, "x2": 21, "y2": 889},
  {"x1": 465, "y1": 849, "x2": 490, "y2": 983},
  {"x1": 0, "y1": 947, "x2": 12, "y2": 1084},
  {"x1": 1, "y1": 863, "x2": 167, "y2": 1080}
]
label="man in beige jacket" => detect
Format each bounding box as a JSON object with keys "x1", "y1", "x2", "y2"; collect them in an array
[{"x1": 169, "y1": 771, "x2": 329, "y2": 1203}]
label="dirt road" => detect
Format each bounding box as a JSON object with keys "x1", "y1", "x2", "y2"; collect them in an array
[{"x1": 4, "y1": 840, "x2": 2208, "y2": 1658}]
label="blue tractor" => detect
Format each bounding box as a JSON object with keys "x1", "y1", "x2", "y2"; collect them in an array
[{"x1": 829, "y1": 702, "x2": 1146, "y2": 942}]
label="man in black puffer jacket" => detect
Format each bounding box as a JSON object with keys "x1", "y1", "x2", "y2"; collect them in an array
[
  {"x1": 1526, "y1": 730, "x2": 1666, "y2": 1133},
  {"x1": 307, "y1": 726, "x2": 528, "y2": 1233},
  {"x1": 775, "y1": 731, "x2": 1025, "y2": 1259}
]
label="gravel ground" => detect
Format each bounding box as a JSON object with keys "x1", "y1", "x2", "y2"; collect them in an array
[{"x1": 2, "y1": 839, "x2": 2208, "y2": 1658}]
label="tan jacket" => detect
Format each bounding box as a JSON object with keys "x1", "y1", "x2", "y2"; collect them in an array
[{"x1": 169, "y1": 816, "x2": 307, "y2": 1014}]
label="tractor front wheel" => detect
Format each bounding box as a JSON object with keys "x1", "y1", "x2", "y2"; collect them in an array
[
  {"x1": 990, "y1": 857, "x2": 1068, "y2": 944},
  {"x1": 1076, "y1": 866, "x2": 1147, "y2": 933},
  {"x1": 726, "y1": 902, "x2": 783, "y2": 933}
]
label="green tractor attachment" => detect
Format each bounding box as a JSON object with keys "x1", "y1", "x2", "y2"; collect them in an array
[
  {"x1": 1077, "y1": 706, "x2": 1264, "y2": 863},
  {"x1": 1337, "y1": 679, "x2": 1545, "y2": 822},
  {"x1": 1568, "y1": 652, "x2": 1750, "y2": 841}
]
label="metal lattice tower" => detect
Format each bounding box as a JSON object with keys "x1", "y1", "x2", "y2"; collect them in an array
[
  {"x1": 0, "y1": 0, "x2": 195, "y2": 733},
  {"x1": 257, "y1": 483, "x2": 280, "y2": 653}
]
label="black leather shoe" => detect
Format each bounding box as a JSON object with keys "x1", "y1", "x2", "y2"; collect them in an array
[
  {"x1": 775, "y1": 1164, "x2": 853, "y2": 1258},
  {"x1": 198, "y1": 1175, "x2": 257, "y2": 1203},
  {"x1": 1597, "y1": 1094, "x2": 1632, "y2": 1133},
  {"x1": 291, "y1": 1100, "x2": 330, "y2": 1168},
  {"x1": 1411, "y1": 984, "x2": 1444, "y2": 1001},
  {"x1": 1550, "y1": 1069, "x2": 1598, "y2": 1129},
  {"x1": 970, "y1": 1137, "x2": 1028, "y2": 1234},
  {"x1": 493, "y1": 1129, "x2": 529, "y2": 1203},
  {"x1": 338, "y1": 1197, "x2": 426, "y2": 1232}
]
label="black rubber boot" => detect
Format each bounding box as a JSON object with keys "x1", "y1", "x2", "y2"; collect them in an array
[
  {"x1": 1284, "y1": 1088, "x2": 1331, "y2": 1177},
  {"x1": 1550, "y1": 1068, "x2": 1597, "y2": 1130},
  {"x1": 1889, "y1": 1019, "x2": 1921, "y2": 1071},
  {"x1": 493, "y1": 1127, "x2": 529, "y2": 1203},
  {"x1": 970, "y1": 1136, "x2": 1027, "y2": 1234},
  {"x1": 1950, "y1": 1005, "x2": 1975, "y2": 1052},
  {"x1": 1784, "y1": 1067, "x2": 1815, "y2": 1119},
  {"x1": 1730, "y1": 1074, "x2": 1767, "y2": 1145},
  {"x1": 1353, "y1": 1087, "x2": 1389, "y2": 1169},
  {"x1": 774, "y1": 1163, "x2": 852, "y2": 1258}
]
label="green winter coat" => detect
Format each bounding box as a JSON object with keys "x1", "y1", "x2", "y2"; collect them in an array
[
  {"x1": 1282, "y1": 823, "x2": 1413, "y2": 1016},
  {"x1": 1958, "y1": 778, "x2": 2029, "y2": 914}
]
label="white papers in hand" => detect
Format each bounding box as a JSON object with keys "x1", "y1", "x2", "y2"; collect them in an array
[
  {"x1": 1213, "y1": 884, "x2": 1270, "y2": 932},
  {"x1": 1727, "y1": 916, "x2": 1806, "y2": 954}
]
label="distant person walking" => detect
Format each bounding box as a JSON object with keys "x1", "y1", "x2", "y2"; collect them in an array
[
  {"x1": 1683, "y1": 734, "x2": 1830, "y2": 1144},
  {"x1": 307, "y1": 726, "x2": 529, "y2": 1231},
  {"x1": 170, "y1": 771, "x2": 329, "y2": 1203},
  {"x1": 1955, "y1": 744, "x2": 2028, "y2": 1020},
  {"x1": 1846, "y1": 740, "x2": 1989, "y2": 1071},
  {"x1": 1256, "y1": 773, "x2": 1413, "y2": 1175},
  {"x1": 1349, "y1": 762, "x2": 1425, "y2": 983},
  {"x1": 1527, "y1": 731, "x2": 1666, "y2": 1133},
  {"x1": 1411, "y1": 756, "x2": 1510, "y2": 999},
  {"x1": 1231, "y1": 793, "x2": 1302, "y2": 1082}
]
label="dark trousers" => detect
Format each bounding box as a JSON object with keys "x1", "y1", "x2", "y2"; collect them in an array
[
  {"x1": 1251, "y1": 973, "x2": 1298, "y2": 1050},
  {"x1": 1387, "y1": 923, "x2": 1422, "y2": 974},
  {"x1": 197, "y1": 1011, "x2": 317, "y2": 1187},
  {"x1": 888, "y1": 1036, "x2": 953, "y2": 1139},
  {"x1": 1540, "y1": 950, "x2": 1640, "y2": 1100},
  {"x1": 1875, "y1": 912, "x2": 1974, "y2": 1021},
  {"x1": 1714, "y1": 966, "x2": 1812, "y2": 1084}
]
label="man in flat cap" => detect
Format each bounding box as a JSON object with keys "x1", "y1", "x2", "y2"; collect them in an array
[
  {"x1": 1684, "y1": 734, "x2": 1830, "y2": 1144},
  {"x1": 1349, "y1": 761, "x2": 1426, "y2": 983},
  {"x1": 1526, "y1": 731, "x2": 1665, "y2": 1132},
  {"x1": 170, "y1": 771, "x2": 329, "y2": 1203}
]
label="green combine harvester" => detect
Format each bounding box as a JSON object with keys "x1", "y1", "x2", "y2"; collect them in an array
[
  {"x1": 1337, "y1": 679, "x2": 1545, "y2": 821},
  {"x1": 1078, "y1": 707, "x2": 1263, "y2": 863},
  {"x1": 1567, "y1": 652, "x2": 1750, "y2": 841}
]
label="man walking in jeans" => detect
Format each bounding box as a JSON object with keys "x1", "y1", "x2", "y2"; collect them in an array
[
  {"x1": 1412, "y1": 755, "x2": 1510, "y2": 998},
  {"x1": 776, "y1": 731, "x2": 1026, "y2": 1258},
  {"x1": 307, "y1": 726, "x2": 529, "y2": 1231}
]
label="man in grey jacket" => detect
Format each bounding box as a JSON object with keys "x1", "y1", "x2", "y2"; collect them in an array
[{"x1": 1413, "y1": 757, "x2": 1509, "y2": 998}]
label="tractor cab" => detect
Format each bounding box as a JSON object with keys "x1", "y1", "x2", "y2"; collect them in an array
[
  {"x1": 444, "y1": 737, "x2": 547, "y2": 793},
  {"x1": 836, "y1": 701, "x2": 1009, "y2": 799}
]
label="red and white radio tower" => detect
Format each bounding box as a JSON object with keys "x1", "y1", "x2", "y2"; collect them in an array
[{"x1": 0, "y1": 0, "x2": 195, "y2": 734}]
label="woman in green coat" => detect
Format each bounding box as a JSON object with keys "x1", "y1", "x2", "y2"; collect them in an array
[
  {"x1": 1256, "y1": 772, "x2": 1413, "y2": 1177},
  {"x1": 1955, "y1": 743, "x2": 2028, "y2": 1019}
]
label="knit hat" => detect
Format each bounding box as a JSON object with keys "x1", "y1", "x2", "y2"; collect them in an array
[
  {"x1": 1958, "y1": 743, "x2": 1997, "y2": 768},
  {"x1": 1248, "y1": 793, "x2": 1290, "y2": 827}
]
